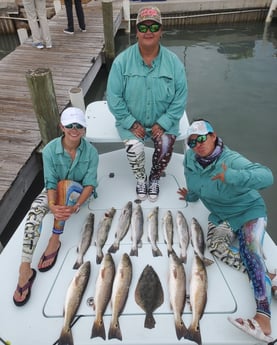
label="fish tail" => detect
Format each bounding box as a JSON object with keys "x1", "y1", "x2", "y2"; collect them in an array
[
  {"x1": 144, "y1": 312, "x2": 156, "y2": 329},
  {"x1": 58, "y1": 327, "x2": 74, "y2": 345},
  {"x1": 96, "y1": 254, "x2": 103, "y2": 265},
  {"x1": 175, "y1": 319, "x2": 189, "y2": 340},
  {"x1": 152, "y1": 247, "x2": 163, "y2": 257},
  {"x1": 72, "y1": 258, "x2": 82, "y2": 270},
  {"x1": 130, "y1": 247, "x2": 138, "y2": 256},
  {"x1": 185, "y1": 325, "x2": 202, "y2": 345},
  {"x1": 108, "y1": 243, "x2": 119, "y2": 253},
  {"x1": 91, "y1": 318, "x2": 106, "y2": 340},
  {"x1": 203, "y1": 257, "x2": 214, "y2": 266},
  {"x1": 179, "y1": 254, "x2": 187, "y2": 264},
  {"x1": 108, "y1": 320, "x2": 122, "y2": 340},
  {"x1": 167, "y1": 249, "x2": 174, "y2": 257}
]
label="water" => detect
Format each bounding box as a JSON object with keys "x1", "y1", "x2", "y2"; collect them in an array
[
  {"x1": 86, "y1": 22, "x2": 277, "y2": 244},
  {"x1": 1, "y1": 22, "x2": 277, "y2": 244},
  {"x1": 0, "y1": 33, "x2": 19, "y2": 60}
]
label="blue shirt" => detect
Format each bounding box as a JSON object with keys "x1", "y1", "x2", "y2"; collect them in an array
[
  {"x1": 184, "y1": 146, "x2": 274, "y2": 230},
  {"x1": 42, "y1": 136, "x2": 99, "y2": 190},
  {"x1": 107, "y1": 43, "x2": 188, "y2": 140}
]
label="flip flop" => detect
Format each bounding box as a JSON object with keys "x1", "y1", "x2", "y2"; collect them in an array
[
  {"x1": 227, "y1": 317, "x2": 273, "y2": 343},
  {"x1": 38, "y1": 241, "x2": 61, "y2": 272},
  {"x1": 13, "y1": 269, "x2": 37, "y2": 307}
]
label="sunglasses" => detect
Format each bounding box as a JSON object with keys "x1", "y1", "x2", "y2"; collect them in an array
[
  {"x1": 64, "y1": 123, "x2": 84, "y2": 130},
  {"x1": 187, "y1": 134, "x2": 209, "y2": 148},
  {"x1": 137, "y1": 23, "x2": 161, "y2": 33}
]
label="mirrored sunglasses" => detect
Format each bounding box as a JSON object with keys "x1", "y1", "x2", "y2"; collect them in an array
[
  {"x1": 64, "y1": 123, "x2": 84, "y2": 130},
  {"x1": 137, "y1": 23, "x2": 161, "y2": 33},
  {"x1": 187, "y1": 134, "x2": 209, "y2": 148}
]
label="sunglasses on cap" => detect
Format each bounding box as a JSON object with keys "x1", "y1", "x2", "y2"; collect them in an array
[
  {"x1": 137, "y1": 23, "x2": 161, "y2": 33},
  {"x1": 64, "y1": 123, "x2": 84, "y2": 130},
  {"x1": 187, "y1": 134, "x2": 209, "y2": 148}
]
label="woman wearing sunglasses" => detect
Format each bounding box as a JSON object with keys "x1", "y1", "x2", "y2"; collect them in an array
[
  {"x1": 13, "y1": 107, "x2": 98, "y2": 306},
  {"x1": 107, "y1": 6, "x2": 187, "y2": 202},
  {"x1": 178, "y1": 119, "x2": 276, "y2": 343}
]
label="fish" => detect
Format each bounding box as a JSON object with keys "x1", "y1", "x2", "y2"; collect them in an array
[
  {"x1": 91, "y1": 253, "x2": 115, "y2": 340},
  {"x1": 135, "y1": 264, "x2": 164, "y2": 329},
  {"x1": 191, "y1": 217, "x2": 214, "y2": 266},
  {"x1": 95, "y1": 207, "x2": 116, "y2": 264},
  {"x1": 176, "y1": 211, "x2": 190, "y2": 263},
  {"x1": 108, "y1": 253, "x2": 132, "y2": 340},
  {"x1": 73, "y1": 213, "x2": 94, "y2": 269},
  {"x1": 58, "y1": 261, "x2": 91, "y2": 345},
  {"x1": 168, "y1": 251, "x2": 188, "y2": 340},
  {"x1": 162, "y1": 210, "x2": 174, "y2": 256},
  {"x1": 186, "y1": 254, "x2": 208, "y2": 345},
  {"x1": 130, "y1": 204, "x2": 144, "y2": 256},
  {"x1": 147, "y1": 206, "x2": 162, "y2": 257},
  {"x1": 108, "y1": 201, "x2": 132, "y2": 253}
]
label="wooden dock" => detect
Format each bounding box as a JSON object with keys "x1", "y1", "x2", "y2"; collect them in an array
[{"x1": 0, "y1": 0, "x2": 125, "y2": 245}]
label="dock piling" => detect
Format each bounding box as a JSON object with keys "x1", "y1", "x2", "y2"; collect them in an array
[{"x1": 102, "y1": 0, "x2": 115, "y2": 71}]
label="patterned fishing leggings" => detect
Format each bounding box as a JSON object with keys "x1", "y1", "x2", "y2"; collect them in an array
[
  {"x1": 21, "y1": 180, "x2": 83, "y2": 263},
  {"x1": 207, "y1": 217, "x2": 271, "y2": 317},
  {"x1": 125, "y1": 134, "x2": 176, "y2": 181}
]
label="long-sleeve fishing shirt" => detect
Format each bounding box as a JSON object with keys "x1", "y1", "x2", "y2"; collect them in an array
[
  {"x1": 42, "y1": 136, "x2": 99, "y2": 190},
  {"x1": 184, "y1": 146, "x2": 274, "y2": 231},
  {"x1": 107, "y1": 42, "x2": 188, "y2": 140}
]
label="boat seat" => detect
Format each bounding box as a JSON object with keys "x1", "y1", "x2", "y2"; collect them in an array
[{"x1": 85, "y1": 100, "x2": 189, "y2": 143}]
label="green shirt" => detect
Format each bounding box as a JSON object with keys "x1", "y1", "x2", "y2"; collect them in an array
[
  {"x1": 42, "y1": 136, "x2": 99, "y2": 190},
  {"x1": 107, "y1": 43, "x2": 188, "y2": 140}
]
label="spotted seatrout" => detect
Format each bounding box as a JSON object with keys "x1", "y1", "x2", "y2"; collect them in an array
[
  {"x1": 108, "y1": 253, "x2": 132, "y2": 340},
  {"x1": 130, "y1": 204, "x2": 144, "y2": 256},
  {"x1": 95, "y1": 207, "x2": 116, "y2": 264},
  {"x1": 73, "y1": 213, "x2": 94, "y2": 269},
  {"x1": 163, "y1": 210, "x2": 174, "y2": 256},
  {"x1": 58, "y1": 261, "x2": 91, "y2": 345},
  {"x1": 168, "y1": 251, "x2": 188, "y2": 339},
  {"x1": 176, "y1": 211, "x2": 190, "y2": 264},
  {"x1": 91, "y1": 253, "x2": 115, "y2": 340},
  {"x1": 147, "y1": 207, "x2": 162, "y2": 257},
  {"x1": 108, "y1": 201, "x2": 132, "y2": 253}
]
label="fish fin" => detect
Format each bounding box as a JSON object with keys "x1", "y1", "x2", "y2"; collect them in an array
[
  {"x1": 130, "y1": 248, "x2": 138, "y2": 256},
  {"x1": 91, "y1": 318, "x2": 106, "y2": 340},
  {"x1": 108, "y1": 320, "x2": 122, "y2": 340},
  {"x1": 144, "y1": 313, "x2": 156, "y2": 329},
  {"x1": 108, "y1": 243, "x2": 119, "y2": 253},
  {"x1": 175, "y1": 319, "x2": 189, "y2": 340},
  {"x1": 185, "y1": 324, "x2": 202, "y2": 345},
  {"x1": 152, "y1": 248, "x2": 163, "y2": 257},
  {"x1": 58, "y1": 327, "x2": 74, "y2": 345},
  {"x1": 203, "y1": 257, "x2": 214, "y2": 266}
]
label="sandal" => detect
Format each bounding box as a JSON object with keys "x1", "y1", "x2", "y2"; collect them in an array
[
  {"x1": 227, "y1": 317, "x2": 273, "y2": 343},
  {"x1": 38, "y1": 241, "x2": 61, "y2": 272},
  {"x1": 271, "y1": 269, "x2": 277, "y2": 300},
  {"x1": 13, "y1": 269, "x2": 37, "y2": 307}
]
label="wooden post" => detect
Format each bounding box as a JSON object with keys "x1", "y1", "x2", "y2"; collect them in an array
[
  {"x1": 102, "y1": 0, "x2": 115, "y2": 71},
  {"x1": 266, "y1": 0, "x2": 277, "y2": 23},
  {"x1": 26, "y1": 68, "x2": 61, "y2": 147}
]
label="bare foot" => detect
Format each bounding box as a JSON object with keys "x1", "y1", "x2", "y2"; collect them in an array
[
  {"x1": 254, "y1": 313, "x2": 271, "y2": 336},
  {"x1": 38, "y1": 234, "x2": 61, "y2": 271},
  {"x1": 13, "y1": 262, "x2": 34, "y2": 303},
  {"x1": 269, "y1": 271, "x2": 277, "y2": 298}
]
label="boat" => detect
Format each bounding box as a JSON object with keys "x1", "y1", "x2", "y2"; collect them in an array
[{"x1": 0, "y1": 101, "x2": 276, "y2": 345}]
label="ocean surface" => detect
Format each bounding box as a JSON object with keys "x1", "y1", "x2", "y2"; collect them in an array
[{"x1": 1, "y1": 22, "x2": 277, "y2": 244}]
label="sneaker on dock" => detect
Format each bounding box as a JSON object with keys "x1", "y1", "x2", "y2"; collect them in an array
[
  {"x1": 32, "y1": 42, "x2": 44, "y2": 49},
  {"x1": 63, "y1": 28, "x2": 74, "y2": 35},
  {"x1": 80, "y1": 28, "x2": 87, "y2": 32}
]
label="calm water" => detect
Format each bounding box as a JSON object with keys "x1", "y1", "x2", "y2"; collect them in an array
[
  {"x1": 1, "y1": 22, "x2": 277, "y2": 244},
  {"x1": 86, "y1": 22, "x2": 277, "y2": 243}
]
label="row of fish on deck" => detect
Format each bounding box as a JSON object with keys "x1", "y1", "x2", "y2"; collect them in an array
[{"x1": 57, "y1": 201, "x2": 214, "y2": 345}]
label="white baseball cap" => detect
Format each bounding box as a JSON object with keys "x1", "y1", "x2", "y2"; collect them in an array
[
  {"x1": 61, "y1": 107, "x2": 87, "y2": 128},
  {"x1": 185, "y1": 120, "x2": 214, "y2": 139}
]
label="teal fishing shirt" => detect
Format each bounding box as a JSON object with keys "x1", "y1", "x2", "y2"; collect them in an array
[
  {"x1": 184, "y1": 146, "x2": 274, "y2": 231},
  {"x1": 107, "y1": 43, "x2": 187, "y2": 140},
  {"x1": 42, "y1": 136, "x2": 99, "y2": 190}
]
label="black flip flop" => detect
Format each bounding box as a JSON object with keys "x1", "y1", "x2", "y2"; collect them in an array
[
  {"x1": 13, "y1": 268, "x2": 37, "y2": 307},
  {"x1": 38, "y1": 242, "x2": 61, "y2": 272}
]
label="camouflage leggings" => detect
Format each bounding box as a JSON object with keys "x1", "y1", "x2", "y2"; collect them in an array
[
  {"x1": 21, "y1": 180, "x2": 82, "y2": 263},
  {"x1": 125, "y1": 134, "x2": 176, "y2": 181},
  {"x1": 207, "y1": 218, "x2": 271, "y2": 317}
]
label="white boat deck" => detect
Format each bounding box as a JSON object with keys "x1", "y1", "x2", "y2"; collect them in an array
[{"x1": 0, "y1": 107, "x2": 276, "y2": 345}]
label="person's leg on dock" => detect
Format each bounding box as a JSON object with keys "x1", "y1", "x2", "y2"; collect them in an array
[
  {"x1": 64, "y1": 0, "x2": 74, "y2": 34},
  {"x1": 23, "y1": 0, "x2": 43, "y2": 47},
  {"x1": 74, "y1": 0, "x2": 86, "y2": 32},
  {"x1": 35, "y1": 0, "x2": 52, "y2": 48}
]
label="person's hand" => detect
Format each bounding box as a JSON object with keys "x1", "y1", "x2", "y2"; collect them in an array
[
  {"x1": 49, "y1": 204, "x2": 74, "y2": 221},
  {"x1": 212, "y1": 163, "x2": 227, "y2": 182},
  {"x1": 131, "y1": 122, "x2": 145, "y2": 138},
  {"x1": 177, "y1": 187, "x2": 188, "y2": 200},
  {"x1": 152, "y1": 123, "x2": 164, "y2": 139}
]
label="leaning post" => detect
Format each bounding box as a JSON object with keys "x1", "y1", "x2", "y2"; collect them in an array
[
  {"x1": 102, "y1": 0, "x2": 115, "y2": 71},
  {"x1": 26, "y1": 68, "x2": 61, "y2": 148}
]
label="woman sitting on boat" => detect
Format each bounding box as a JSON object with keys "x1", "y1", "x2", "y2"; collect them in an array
[
  {"x1": 13, "y1": 107, "x2": 99, "y2": 306},
  {"x1": 178, "y1": 119, "x2": 276, "y2": 343}
]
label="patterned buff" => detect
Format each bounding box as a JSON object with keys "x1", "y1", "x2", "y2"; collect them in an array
[{"x1": 196, "y1": 136, "x2": 224, "y2": 168}]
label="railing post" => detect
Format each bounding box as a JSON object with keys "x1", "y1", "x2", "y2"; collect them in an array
[
  {"x1": 266, "y1": 0, "x2": 277, "y2": 23},
  {"x1": 122, "y1": 0, "x2": 130, "y2": 33},
  {"x1": 26, "y1": 68, "x2": 61, "y2": 147},
  {"x1": 102, "y1": 0, "x2": 115, "y2": 71}
]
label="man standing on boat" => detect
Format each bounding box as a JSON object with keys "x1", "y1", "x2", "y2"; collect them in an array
[
  {"x1": 107, "y1": 6, "x2": 187, "y2": 202},
  {"x1": 13, "y1": 107, "x2": 98, "y2": 306}
]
